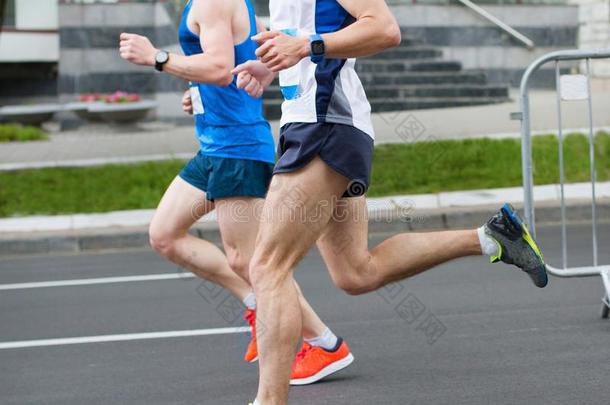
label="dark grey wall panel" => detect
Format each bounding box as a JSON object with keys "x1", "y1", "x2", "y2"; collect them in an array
[
  {"x1": 0, "y1": 79, "x2": 57, "y2": 99},
  {"x1": 475, "y1": 67, "x2": 571, "y2": 88},
  {"x1": 58, "y1": 72, "x2": 186, "y2": 94},
  {"x1": 60, "y1": 25, "x2": 178, "y2": 49},
  {"x1": 0, "y1": 62, "x2": 58, "y2": 101},
  {"x1": 402, "y1": 26, "x2": 578, "y2": 47}
]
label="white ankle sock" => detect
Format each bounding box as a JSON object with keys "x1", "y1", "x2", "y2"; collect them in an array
[
  {"x1": 252, "y1": 400, "x2": 262, "y2": 405},
  {"x1": 243, "y1": 292, "x2": 256, "y2": 309},
  {"x1": 478, "y1": 226, "x2": 499, "y2": 257},
  {"x1": 305, "y1": 328, "x2": 338, "y2": 351}
]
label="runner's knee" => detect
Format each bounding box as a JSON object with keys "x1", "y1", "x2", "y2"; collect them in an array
[
  {"x1": 332, "y1": 274, "x2": 374, "y2": 296},
  {"x1": 249, "y1": 253, "x2": 293, "y2": 295},
  {"x1": 149, "y1": 224, "x2": 181, "y2": 259},
  {"x1": 226, "y1": 250, "x2": 250, "y2": 282},
  {"x1": 329, "y1": 261, "x2": 379, "y2": 296}
]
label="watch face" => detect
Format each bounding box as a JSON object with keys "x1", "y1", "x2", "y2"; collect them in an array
[
  {"x1": 312, "y1": 41, "x2": 325, "y2": 56},
  {"x1": 155, "y1": 51, "x2": 169, "y2": 64}
]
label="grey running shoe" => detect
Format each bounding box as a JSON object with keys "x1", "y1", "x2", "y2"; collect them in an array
[{"x1": 484, "y1": 203, "x2": 548, "y2": 288}]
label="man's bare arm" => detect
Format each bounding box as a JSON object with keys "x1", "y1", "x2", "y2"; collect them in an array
[
  {"x1": 252, "y1": 0, "x2": 400, "y2": 72},
  {"x1": 228, "y1": 16, "x2": 276, "y2": 98},
  {"x1": 120, "y1": 0, "x2": 235, "y2": 86},
  {"x1": 161, "y1": 0, "x2": 235, "y2": 85},
  {"x1": 322, "y1": 0, "x2": 401, "y2": 59}
]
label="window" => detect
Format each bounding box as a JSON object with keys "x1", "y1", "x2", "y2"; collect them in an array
[{"x1": 1, "y1": 0, "x2": 16, "y2": 28}]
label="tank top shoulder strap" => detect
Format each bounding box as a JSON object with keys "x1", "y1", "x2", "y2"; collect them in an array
[
  {"x1": 181, "y1": 0, "x2": 194, "y2": 32},
  {"x1": 244, "y1": 0, "x2": 258, "y2": 37}
]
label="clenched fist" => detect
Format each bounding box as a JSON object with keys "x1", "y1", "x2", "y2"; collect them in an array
[
  {"x1": 252, "y1": 31, "x2": 309, "y2": 72},
  {"x1": 182, "y1": 90, "x2": 193, "y2": 115},
  {"x1": 231, "y1": 60, "x2": 276, "y2": 98},
  {"x1": 119, "y1": 33, "x2": 158, "y2": 66}
]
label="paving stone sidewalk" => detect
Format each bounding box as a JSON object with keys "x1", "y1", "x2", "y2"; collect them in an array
[{"x1": 2, "y1": 90, "x2": 610, "y2": 170}]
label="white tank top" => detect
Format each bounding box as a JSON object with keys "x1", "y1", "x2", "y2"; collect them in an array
[{"x1": 270, "y1": 0, "x2": 375, "y2": 139}]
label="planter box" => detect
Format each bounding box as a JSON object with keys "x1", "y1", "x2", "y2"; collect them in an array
[
  {"x1": 0, "y1": 104, "x2": 62, "y2": 126},
  {"x1": 64, "y1": 100, "x2": 157, "y2": 123},
  {"x1": 64, "y1": 101, "x2": 105, "y2": 122},
  {"x1": 87, "y1": 101, "x2": 157, "y2": 123}
]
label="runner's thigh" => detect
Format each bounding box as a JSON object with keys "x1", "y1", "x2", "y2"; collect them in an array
[
  {"x1": 317, "y1": 196, "x2": 370, "y2": 278},
  {"x1": 215, "y1": 197, "x2": 264, "y2": 279},
  {"x1": 254, "y1": 157, "x2": 350, "y2": 269},
  {"x1": 150, "y1": 176, "x2": 213, "y2": 236}
]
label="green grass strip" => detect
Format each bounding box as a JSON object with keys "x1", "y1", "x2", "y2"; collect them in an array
[
  {"x1": 369, "y1": 132, "x2": 610, "y2": 196},
  {"x1": 0, "y1": 124, "x2": 49, "y2": 143},
  {"x1": 0, "y1": 132, "x2": 608, "y2": 217}
]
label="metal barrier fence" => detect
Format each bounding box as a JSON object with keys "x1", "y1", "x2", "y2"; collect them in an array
[{"x1": 513, "y1": 49, "x2": 610, "y2": 319}]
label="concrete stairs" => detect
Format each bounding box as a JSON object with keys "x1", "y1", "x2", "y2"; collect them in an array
[{"x1": 262, "y1": 37, "x2": 510, "y2": 120}]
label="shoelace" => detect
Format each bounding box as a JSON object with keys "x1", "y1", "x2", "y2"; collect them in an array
[
  {"x1": 296, "y1": 343, "x2": 314, "y2": 361},
  {"x1": 244, "y1": 310, "x2": 255, "y2": 327}
]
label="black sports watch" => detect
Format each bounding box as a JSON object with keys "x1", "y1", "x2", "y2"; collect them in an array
[
  {"x1": 309, "y1": 34, "x2": 325, "y2": 64},
  {"x1": 154, "y1": 50, "x2": 170, "y2": 72}
]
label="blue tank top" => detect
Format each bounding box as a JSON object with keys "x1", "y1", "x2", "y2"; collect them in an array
[{"x1": 178, "y1": 0, "x2": 275, "y2": 164}]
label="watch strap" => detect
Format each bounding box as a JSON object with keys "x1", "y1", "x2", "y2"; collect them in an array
[
  {"x1": 309, "y1": 34, "x2": 325, "y2": 64},
  {"x1": 154, "y1": 51, "x2": 169, "y2": 72}
]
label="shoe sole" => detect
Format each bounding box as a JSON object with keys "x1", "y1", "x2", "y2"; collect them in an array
[
  {"x1": 289, "y1": 353, "x2": 354, "y2": 386},
  {"x1": 247, "y1": 356, "x2": 258, "y2": 363},
  {"x1": 501, "y1": 203, "x2": 548, "y2": 288}
]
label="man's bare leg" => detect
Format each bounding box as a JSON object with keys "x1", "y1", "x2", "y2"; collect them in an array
[
  {"x1": 215, "y1": 197, "x2": 328, "y2": 338},
  {"x1": 215, "y1": 197, "x2": 263, "y2": 284},
  {"x1": 293, "y1": 282, "x2": 328, "y2": 339},
  {"x1": 250, "y1": 158, "x2": 350, "y2": 405},
  {"x1": 249, "y1": 158, "x2": 495, "y2": 404},
  {"x1": 149, "y1": 176, "x2": 252, "y2": 300},
  {"x1": 317, "y1": 197, "x2": 481, "y2": 296},
  {"x1": 152, "y1": 177, "x2": 330, "y2": 338}
]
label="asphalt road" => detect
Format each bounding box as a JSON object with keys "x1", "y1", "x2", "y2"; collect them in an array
[{"x1": 1, "y1": 224, "x2": 609, "y2": 405}]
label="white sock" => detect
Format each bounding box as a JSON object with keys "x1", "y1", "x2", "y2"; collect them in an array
[
  {"x1": 478, "y1": 226, "x2": 499, "y2": 257},
  {"x1": 251, "y1": 400, "x2": 262, "y2": 405},
  {"x1": 242, "y1": 292, "x2": 256, "y2": 309},
  {"x1": 305, "y1": 328, "x2": 338, "y2": 351}
]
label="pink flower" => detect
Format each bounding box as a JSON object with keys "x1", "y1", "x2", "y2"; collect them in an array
[
  {"x1": 102, "y1": 91, "x2": 141, "y2": 103},
  {"x1": 79, "y1": 93, "x2": 104, "y2": 102}
]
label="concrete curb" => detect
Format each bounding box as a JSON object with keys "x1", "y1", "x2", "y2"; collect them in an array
[
  {"x1": 0, "y1": 153, "x2": 195, "y2": 172},
  {"x1": 1, "y1": 199, "x2": 608, "y2": 257},
  {"x1": 1, "y1": 181, "x2": 608, "y2": 234}
]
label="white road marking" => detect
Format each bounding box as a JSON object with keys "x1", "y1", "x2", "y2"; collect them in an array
[
  {"x1": 0, "y1": 327, "x2": 250, "y2": 350},
  {"x1": 0, "y1": 273, "x2": 196, "y2": 291}
]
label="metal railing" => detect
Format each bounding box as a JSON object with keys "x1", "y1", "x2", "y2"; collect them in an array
[
  {"x1": 457, "y1": 0, "x2": 535, "y2": 49},
  {"x1": 388, "y1": 1, "x2": 569, "y2": 4},
  {"x1": 512, "y1": 48, "x2": 610, "y2": 319}
]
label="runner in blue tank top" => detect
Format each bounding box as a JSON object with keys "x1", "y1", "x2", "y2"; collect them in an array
[
  {"x1": 119, "y1": 0, "x2": 351, "y2": 384},
  {"x1": 178, "y1": 0, "x2": 274, "y2": 163}
]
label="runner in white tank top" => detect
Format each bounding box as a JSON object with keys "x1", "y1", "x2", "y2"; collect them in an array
[
  {"x1": 269, "y1": 0, "x2": 375, "y2": 137},
  {"x1": 235, "y1": 2, "x2": 548, "y2": 404}
]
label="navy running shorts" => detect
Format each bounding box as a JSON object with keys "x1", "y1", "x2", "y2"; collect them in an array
[
  {"x1": 179, "y1": 152, "x2": 274, "y2": 201},
  {"x1": 273, "y1": 122, "x2": 374, "y2": 197}
]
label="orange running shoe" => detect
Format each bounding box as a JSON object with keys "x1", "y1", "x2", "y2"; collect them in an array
[
  {"x1": 289, "y1": 338, "x2": 354, "y2": 385},
  {"x1": 243, "y1": 308, "x2": 258, "y2": 363}
]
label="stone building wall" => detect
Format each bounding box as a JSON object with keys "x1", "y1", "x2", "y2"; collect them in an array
[
  {"x1": 571, "y1": 0, "x2": 610, "y2": 78},
  {"x1": 57, "y1": 0, "x2": 186, "y2": 122}
]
